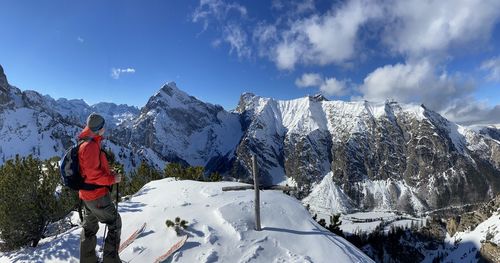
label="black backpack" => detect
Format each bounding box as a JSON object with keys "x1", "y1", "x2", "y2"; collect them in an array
[{"x1": 60, "y1": 138, "x2": 105, "y2": 191}]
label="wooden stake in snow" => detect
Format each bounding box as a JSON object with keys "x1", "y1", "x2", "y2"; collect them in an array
[
  {"x1": 252, "y1": 155, "x2": 261, "y2": 231},
  {"x1": 221, "y1": 155, "x2": 297, "y2": 232}
]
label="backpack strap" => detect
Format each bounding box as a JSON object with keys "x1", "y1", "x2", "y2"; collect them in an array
[{"x1": 78, "y1": 137, "x2": 93, "y2": 145}]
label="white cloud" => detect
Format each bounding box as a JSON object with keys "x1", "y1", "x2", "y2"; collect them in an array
[
  {"x1": 275, "y1": 42, "x2": 301, "y2": 70},
  {"x1": 480, "y1": 56, "x2": 500, "y2": 81},
  {"x1": 295, "y1": 73, "x2": 322, "y2": 87},
  {"x1": 223, "y1": 24, "x2": 251, "y2": 58},
  {"x1": 77, "y1": 36, "x2": 84, "y2": 43},
  {"x1": 271, "y1": 0, "x2": 383, "y2": 69},
  {"x1": 441, "y1": 101, "x2": 500, "y2": 125},
  {"x1": 320, "y1": 77, "x2": 348, "y2": 96},
  {"x1": 295, "y1": 73, "x2": 348, "y2": 96},
  {"x1": 294, "y1": 0, "x2": 316, "y2": 15},
  {"x1": 360, "y1": 60, "x2": 433, "y2": 102},
  {"x1": 275, "y1": 0, "x2": 315, "y2": 16},
  {"x1": 111, "y1": 68, "x2": 136, "y2": 80},
  {"x1": 192, "y1": 0, "x2": 247, "y2": 31},
  {"x1": 253, "y1": 23, "x2": 278, "y2": 57},
  {"x1": 359, "y1": 59, "x2": 484, "y2": 121},
  {"x1": 192, "y1": 0, "x2": 250, "y2": 58},
  {"x1": 211, "y1": 38, "x2": 222, "y2": 48},
  {"x1": 271, "y1": 0, "x2": 284, "y2": 11},
  {"x1": 382, "y1": 0, "x2": 500, "y2": 57}
]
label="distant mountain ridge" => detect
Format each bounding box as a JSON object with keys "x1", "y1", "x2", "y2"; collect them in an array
[{"x1": 1, "y1": 64, "x2": 499, "y2": 215}]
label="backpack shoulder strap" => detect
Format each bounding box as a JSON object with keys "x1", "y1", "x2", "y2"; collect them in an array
[{"x1": 78, "y1": 137, "x2": 93, "y2": 145}]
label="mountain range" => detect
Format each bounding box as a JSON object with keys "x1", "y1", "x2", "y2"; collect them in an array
[{"x1": 1, "y1": 64, "x2": 499, "y2": 215}]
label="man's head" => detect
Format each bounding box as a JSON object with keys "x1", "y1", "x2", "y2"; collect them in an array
[{"x1": 87, "y1": 113, "x2": 105, "y2": 134}]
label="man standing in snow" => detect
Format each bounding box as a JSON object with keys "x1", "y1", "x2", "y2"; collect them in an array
[{"x1": 79, "y1": 113, "x2": 122, "y2": 263}]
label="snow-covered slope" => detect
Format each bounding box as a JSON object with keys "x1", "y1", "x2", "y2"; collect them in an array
[
  {"x1": 438, "y1": 210, "x2": 500, "y2": 263},
  {"x1": 0, "y1": 179, "x2": 374, "y2": 263}
]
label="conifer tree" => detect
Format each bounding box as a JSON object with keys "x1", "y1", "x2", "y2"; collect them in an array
[
  {"x1": 166, "y1": 216, "x2": 189, "y2": 236},
  {"x1": 327, "y1": 213, "x2": 343, "y2": 237},
  {"x1": 164, "y1": 163, "x2": 185, "y2": 179},
  {"x1": 208, "y1": 171, "x2": 222, "y2": 182},
  {"x1": 124, "y1": 162, "x2": 162, "y2": 195},
  {"x1": 0, "y1": 155, "x2": 76, "y2": 250}
]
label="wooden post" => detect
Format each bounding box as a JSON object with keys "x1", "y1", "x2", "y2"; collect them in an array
[{"x1": 252, "y1": 155, "x2": 261, "y2": 231}]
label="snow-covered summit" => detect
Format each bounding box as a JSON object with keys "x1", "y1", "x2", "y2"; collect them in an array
[
  {"x1": 119, "y1": 81, "x2": 242, "y2": 168},
  {"x1": 147, "y1": 82, "x2": 204, "y2": 111},
  {"x1": 0, "y1": 179, "x2": 374, "y2": 263}
]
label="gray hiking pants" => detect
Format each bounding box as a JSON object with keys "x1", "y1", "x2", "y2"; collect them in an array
[{"x1": 80, "y1": 193, "x2": 122, "y2": 263}]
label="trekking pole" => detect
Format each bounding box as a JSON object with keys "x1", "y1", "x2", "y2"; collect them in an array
[
  {"x1": 115, "y1": 181, "x2": 120, "y2": 252},
  {"x1": 116, "y1": 182, "x2": 119, "y2": 211},
  {"x1": 100, "y1": 185, "x2": 113, "y2": 255},
  {"x1": 101, "y1": 225, "x2": 107, "y2": 253}
]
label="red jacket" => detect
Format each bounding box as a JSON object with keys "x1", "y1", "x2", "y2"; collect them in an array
[{"x1": 78, "y1": 127, "x2": 116, "y2": 201}]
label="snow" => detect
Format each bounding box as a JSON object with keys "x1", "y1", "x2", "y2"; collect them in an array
[
  {"x1": 303, "y1": 173, "x2": 427, "y2": 216},
  {"x1": 421, "y1": 208, "x2": 500, "y2": 263},
  {"x1": 399, "y1": 103, "x2": 426, "y2": 121},
  {"x1": 0, "y1": 108, "x2": 61, "y2": 161},
  {"x1": 303, "y1": 172, "x2": 354, "y2": 214},
  {"x1": 0, "y1": 179, "x2": 373, "y2": 263},
  {"x1": 466, "y1": 123, "x2": 500, "y2": 132},
  {"x1": 278, "y1": 97, "x2": 328, "y2": 134}
]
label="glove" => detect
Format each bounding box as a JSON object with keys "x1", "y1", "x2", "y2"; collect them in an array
[{"x1": 114, "y1": 172, "x2": 122, "y2": 183}]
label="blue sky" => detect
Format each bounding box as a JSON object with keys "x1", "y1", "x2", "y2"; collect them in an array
[{"x1": 1, "y1": 0, "x2": 500, "y2": 124}]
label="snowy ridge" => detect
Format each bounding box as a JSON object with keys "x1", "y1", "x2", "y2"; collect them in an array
[
  {"x1": 0, "y1": 107, "x2": 74, "y2": 161},
  {"x1": 241, "y1": 94, "x2": 430, "y2": 141},
  {"x1": 21, "y1": 88, "x2": 139, "y2": 128},
  {"x1": 0, "y1": 179, "x2": 374, "y2": 263}
]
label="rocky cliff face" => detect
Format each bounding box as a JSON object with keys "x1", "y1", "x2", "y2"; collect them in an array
[
  {"x1": 235, "y1": 93, "x2": 500, "y2": 214},
  {"x1": 0, "y1": 65, "x2": 10, "y2": 106}
]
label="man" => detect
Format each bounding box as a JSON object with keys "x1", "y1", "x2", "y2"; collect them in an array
[{"x1": 79, "y1": 113, "x2": 122, "y2": 263}]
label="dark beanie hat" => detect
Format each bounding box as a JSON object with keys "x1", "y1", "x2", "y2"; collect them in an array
[{"x1": 87, "y1": 113, "x2": 105, "y2": 132}]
